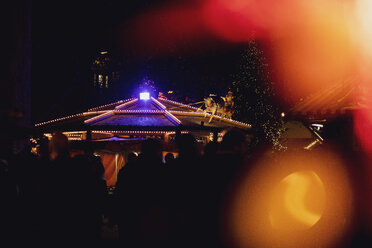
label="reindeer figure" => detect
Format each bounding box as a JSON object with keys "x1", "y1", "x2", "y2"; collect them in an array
[{"x1": 198, "y1": 94, "x2": 226, "y2": 123}]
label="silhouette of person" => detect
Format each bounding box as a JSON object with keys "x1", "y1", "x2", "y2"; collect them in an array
[
  {"x1": 114, "y1": 152, "x2": 138, "y2": 229},
  {"x1": 0, "y1": 139, "x2": 18, "y2": 245},
  {"x1": 169, "y1": 134, "x2": 204, "y2": 247},
  {"x1": 164, "y1": 152, "x2": 175, "y2": 165},
  {"x1": 72, "y1": 142, "x2": 107, "y2": 245},
  {"x1": 45, "y1": 131, "x2": 80, "y2": 246},
  {"x1": 203, "y1": 128, "x2": 248, "y2": 247},
  {"x1": 116, "y1": 139, "x2": 169, "y2": 248}
]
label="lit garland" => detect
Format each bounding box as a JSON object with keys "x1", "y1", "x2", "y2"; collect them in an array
[
  {"x1": 35, "y1": 91, "x2": 250, "y2": 135},
  {"x1": 156, "y1": 97, "x2": 251, "y2": 128},
  {"x1": 157, "y1": 97, "x2": 199, "y2": 110},
  {"x1": 41, "y1": 131, "x2": 86, "y2": 141},
  {"x1": 87, "y1": 98, "x2": 137, "y2": 112},
  {"x1": 164, "y1": 110, "x2": 182, "y2": 124},
  {"x1": 43, "y1": 130, "x2": 190, "y2": 141},
  {"x1": 151, "y1": 97, "x2": 167, "y2": 110},
  {"x1": 114, "y1": 110, "x2": 165, "y2": 114},
  {"x1": 91, "y1": 130, "x2": 189, "y2": 135},
  {"x1": 169, "y1": 110, "x2": 251, "y2": 128},
  {"x1": 84, "y1": 111, "x2": 115, "y2": 124},
  {"x1": 63, "y1": 131, "x2": 86, "y2": 135},
  {"x1": 151, "y1": 97, "x2": 182, "y2": 125},
  {"x1": 115, "y1": 98, "x2": 138, "y2": 110},
  {"x1": 66, "y1": 137, "x2": 83, "y2": 141},
  {"x1": 35, "y1": 112, "x2": 86, "y2": 126}
]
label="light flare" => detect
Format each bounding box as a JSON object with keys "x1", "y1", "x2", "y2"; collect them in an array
[
  {"x1": 223, "y1": 149, "x2": 353, "y2": 248},
  {"x1": 270, "y1": 171, "x2": 325, "y2": 230}
]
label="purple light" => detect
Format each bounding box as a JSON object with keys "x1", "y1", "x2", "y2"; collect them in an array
[{"x1": 140, "y1": 92, "x2": 150, "y2": 100}]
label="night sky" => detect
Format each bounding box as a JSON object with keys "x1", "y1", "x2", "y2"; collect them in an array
[{"x1": 31, "y1": 0, "x2": 247, "y2": 124}]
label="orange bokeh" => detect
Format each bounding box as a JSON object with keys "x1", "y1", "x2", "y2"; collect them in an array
[{"x1": 222, "y1": 149, "x2": 354, "y2": 248}]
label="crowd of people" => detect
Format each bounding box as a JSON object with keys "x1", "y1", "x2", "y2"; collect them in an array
[
  {"x1": 113, "y1": 129, "x2": 250, "y2": 248},
  {"x1": 0, "y1": 132, "x2": 107, "y2": 247},
  {"x1": 0, "y1": 129, "x2": 249, "y2": 247}
]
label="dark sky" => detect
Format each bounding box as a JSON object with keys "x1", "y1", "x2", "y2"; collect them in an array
[{"x1": 31, "y1": 0, "x2": 246, "y2": 123}]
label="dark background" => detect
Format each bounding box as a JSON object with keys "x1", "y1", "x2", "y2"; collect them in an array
[{"x1": 31, "y1": 0, "x2": 247, "y2": 124}]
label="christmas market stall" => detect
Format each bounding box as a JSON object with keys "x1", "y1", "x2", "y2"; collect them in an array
[{"x1": 34, "y1": 94, "x2": 252, "y2": 186}]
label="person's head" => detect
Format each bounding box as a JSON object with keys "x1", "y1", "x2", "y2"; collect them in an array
[
  {"x1": 49, "y1": 131, "x2": 69, "y2": 160},
  {"x1": 204, "y1": 141, "x2": 219, "y2": 157},
  {"x1": 83, "y1": 142, "x2": 95, "y2": 156},
  {"x1": 176, "y1": 134, "x2": 197, "y2": 158},
  {"x1": 141, "y1": 139, "x2": 162, "y2": 161},
  {"x1": 164, "y1": 152, "x2": 175, "y2": 164},
  {"x1": 127, "y1": 152, "x2": 138, "y2": 164},
  {"x1": 221, "y1": 129, "x2": 247, "y2": 155},
  {"x1": 37, "y1": 136, "x2": 50, "y2": 159}
]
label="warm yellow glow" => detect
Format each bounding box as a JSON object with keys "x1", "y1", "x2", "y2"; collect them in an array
[
  {"x1": 269, "y1": 171, "x2": 325, "y2": 230},
  {"x1": 224, "y1": 149, "x2": 353, "y2": 248},
  {"x1": 304, "y1": 139, "x2": 322, "y2": 150},
  {"x1": 267, "y1": 0, "x2": 357, "y2": 101},
  {"x1": 168, "y1": 91, "x2": 173, "y2": 94},
  {"x1": 355, "y1": 0, "x2": 372, "y2": 58}
]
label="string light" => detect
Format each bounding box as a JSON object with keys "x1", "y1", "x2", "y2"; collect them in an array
[
  {"x1": 156, "y1": 97, "x2": 250, "y2": 128},
  {"x1": 114, "y1": 110, "x2": 165, "y2": 114},
  {"x1": 91, "y1": 130, "x2": 188, "y2": 135},
  {"x1": 151, "y1": 97, "x2": 182, "y2": 125},
  {"x1": 115, "y1": 98, "x2": 138, "y2": 110},
  {"x1": 151, "y1": 97, "x2": 167, "y2": 110},
  {"x1": 35, "y1": 95, "x2": 250, "y2": 133},
  {"x1": 87, "y1": 99, "x2": 135, "y2": 112},
  {"x1": 84, "y1": 111, "x2": 115, "y2": 124},
  {"x1": 35, "y1": 112, "x2": 86, "y2": 126},
  {"x1": 157, "y1": 97, "x2": 200, "y2": 110},
  {"x1": 164, "y1": 110, "x2": 182, "y2": 124},
  {"x1": 67, "y1": 137, "x2": 83, "y2": 141},
  {"x1": 169, "y1": 110, "x2": 251, "y2": 128}
]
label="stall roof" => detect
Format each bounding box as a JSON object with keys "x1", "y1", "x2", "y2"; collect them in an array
[
  {"x1": 35, "y1": 97, "x2": 251, "y2": 133},
  {"x1": 289, "y1": 77, "x2": 369, "y2": 121}
]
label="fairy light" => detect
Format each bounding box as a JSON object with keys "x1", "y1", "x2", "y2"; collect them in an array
[
  {"x1": 114, "y1": 110, "x2": 165, "y2": 114},
  {"x1": 150, "y1": 97, "x2": 182, "y2": 125},
  {"x1": 156, "y1": 97, "x2": 250, "y2": 128},
  {"x1": 35, "y1": 93, "x2": 250, "y2": 136},
  {"x1": 84, "y1": 111, "x2": 108, "y2": 115},
  {"x1": 91, "y1": 130, "x2": 183, "y2": 135},
  {"x1": 151, "y1": 97, "x2": 167, "y2": 110},
  {"x1": 84, "y1": 111, "x2": 115, "y2": 124},
  {"x1": 88, "y1": 99, "x2": 135, "y2": 112},
  {"x1": 165, "y1": 110, "x2": 182, "y2": 125},
  {"x1": 35, "y1": 112, "x2": 86, "y2": 127},
  {"x1": 115, "y1": 98, "x2": 138, "y2": 110},
  {"x1": 157, "y1": 97, "x2": 200, "y2": 111},
  {"x1": 63, "y1": 131, "x2": 85, "y2": 134},
  {"x1": 169, "y1": 110, "x2": 251, "y2": 128},
  {"x1": 169, "y1": 110, "x2": 210, "y2": 116},
  {"x1": 44, "y1": 133, "x2": 52, "y2": 138}
]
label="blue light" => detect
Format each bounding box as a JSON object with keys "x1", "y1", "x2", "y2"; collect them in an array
[{"x1": 140, "y1": 92, "x2": 150, "y2": 100}]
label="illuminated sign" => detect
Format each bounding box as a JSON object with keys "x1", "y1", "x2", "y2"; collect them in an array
[{"x1": 140, "y1": 92, "x2": 150, "y2": 100}]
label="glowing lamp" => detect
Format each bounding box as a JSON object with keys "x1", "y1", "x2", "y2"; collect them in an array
[{"x1": 140, "y1": 92, "x2": 150, "y2": 100}]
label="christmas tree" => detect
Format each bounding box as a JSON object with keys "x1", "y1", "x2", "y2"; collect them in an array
[{"x1": 232, "y1": 41, "x2": 285, "y2": 150}]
